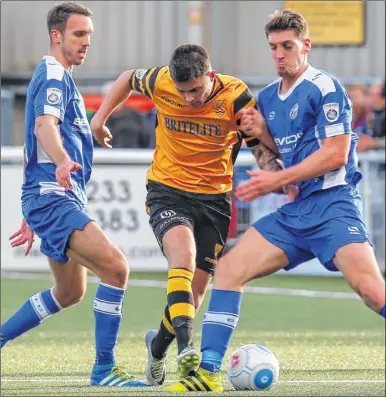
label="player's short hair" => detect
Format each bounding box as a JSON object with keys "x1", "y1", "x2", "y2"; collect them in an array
[
  {"x1": 382, "y1": 81, "x2": 386, "y2": 99},
  {"x1": 265, "y1": 9, "x2": 309, "y2": 39},
  {"x1": 169, "y1": 44, "x2": 211, "y2": 82},
  {"x1": 47, "y1": 1, "x2": 92, "y2": 35}
]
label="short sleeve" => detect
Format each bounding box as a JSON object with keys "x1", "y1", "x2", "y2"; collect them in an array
[
  {"x1": 34, "y1": 74, "x2": 70, "y2": 123},
  {"x1": 315, "y1": 82, "x2": 352, "y2": 139},
  {"x1": 128, "y1": 67, "x2": 165, "y2": 99}
]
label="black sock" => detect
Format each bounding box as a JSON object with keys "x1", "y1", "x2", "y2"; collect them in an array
[{"x1": 151, "y1": 305, "x2": 176, "y2": 359}]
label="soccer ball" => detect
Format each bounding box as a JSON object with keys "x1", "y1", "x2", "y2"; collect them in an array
[{"x1": 227, "y1": 344, "x2": 280, "y2": 391}]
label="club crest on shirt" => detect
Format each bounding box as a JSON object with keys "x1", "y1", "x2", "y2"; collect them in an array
[
  {"x1": 135, "y1": 68, "x2": 147, "y2": 79},
  {"x1": 323, "y1": 103, "x2": 339, "y2": 122},
  {"x1": 46, "y1": 88, "x2": 62, "y2": 105},
  {"x1": 213, "y1": 100, "x2": 226, "y2": 116},
  {"x1": 289, "y1": 103, "x2": 298, "y2": 120},
  {"x1": 215, "y1": 243, "x2": 223, "y2": 256}
]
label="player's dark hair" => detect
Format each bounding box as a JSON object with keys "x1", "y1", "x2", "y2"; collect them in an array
[
  {"x1": 265, "y1": 9, "x2": 309, "y2": 39},
  {"x1": 169, "y1": 44, "x2": 211, "y2": 82},
  {"x1": 47, "y1": 1, "x2": 92, "y2": 35},
  {"x1": 382, "y1": 81, "x2": 386, "y2": 99}
]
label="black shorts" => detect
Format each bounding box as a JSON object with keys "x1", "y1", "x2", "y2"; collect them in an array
[{"x1": 145, "y1": 181, "x2": 232, "y2": 275}]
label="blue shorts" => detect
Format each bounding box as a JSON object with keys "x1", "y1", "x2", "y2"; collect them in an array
[
  {"x1": 252, "y1": 185, "x2": 371, "y2": 272},
  {"x1": 22, "y1": 194, "x2": 92, "y2": 263}
]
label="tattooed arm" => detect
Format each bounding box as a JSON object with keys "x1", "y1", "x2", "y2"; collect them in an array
[
  {"x1": 238, "y1": 105, "x2": 289, "y2": 193},
  {"x1": 251, "y1": 141, "x2": 283, "y2": 173},
  {"x1": 250, "y1": 142, "x2": 287, "y2": 194}
]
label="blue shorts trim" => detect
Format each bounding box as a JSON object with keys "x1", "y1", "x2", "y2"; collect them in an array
[
  {"x1": 252, "y1": 186, "x2": 371, "y2": 272},
  {"x1": 22, "y1": 194, "x2": 93, "y2": 263}
]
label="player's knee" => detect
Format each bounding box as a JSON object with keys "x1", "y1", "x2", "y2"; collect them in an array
[
  {"x1": 101, "y1": 247, "x2": 129, "y2": 288},
  {"x1": 167, "y1": 250, "x2": 196, "y2": 272},
  {"x1": 54, "y1": 285, "x2": 86, "y2": 308},
  {"x1": 355, "y1": 274, "x2": 385, "y2": 312},
  {"x1": 215, "y1": 254, "x2": 244, "y2": 289}
]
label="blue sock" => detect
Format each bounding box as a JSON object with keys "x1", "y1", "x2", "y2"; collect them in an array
[
  {"x1": 93, "y1": 283, "x2": 125, "y2": 367},
  {"x1": 379, "y1": 305, "x2": 386, "y2": 319},
  {"x1": 1, "y1": 288, "x2": 62, "y2": 347},
  {"x1": 200, "y1": 289, "x2": 242, "y2": 373}
]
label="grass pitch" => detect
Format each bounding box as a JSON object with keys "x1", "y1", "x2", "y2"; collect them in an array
[{"x1": 1, "y1": 272, "x2": 385, "y2": 396}]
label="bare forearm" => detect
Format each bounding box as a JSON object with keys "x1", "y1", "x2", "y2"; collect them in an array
[
  {"x1": 277, "y1": 146, "x2": 346, "y2": 187},
  {"x1": 93, "y1": 70, "x2": 134, "y2": 124},
  {"x1": 35, "y1": 123, "x2": 70, "y2": 166},
  {"x1": 251, "y1": 143, "x2": 283, "y2": 172},
  {"x1": 251, "y1": 143, "x2": 285, "y2": 193},
  {"x1": 256, "y1": 124, "x2": 279, "y2": 154}
]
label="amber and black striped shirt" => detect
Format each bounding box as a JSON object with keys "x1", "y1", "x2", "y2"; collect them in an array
[{"x1": 129, "y1": 66, "x2": 257, "y2": 194}]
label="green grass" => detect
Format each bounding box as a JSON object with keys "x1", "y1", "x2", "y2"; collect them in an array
[{"x1": 1, "y1": 273, "x2": 385, "y2": 396}]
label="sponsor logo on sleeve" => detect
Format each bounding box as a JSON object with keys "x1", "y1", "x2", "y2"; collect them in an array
[
  {"x1": 135, "y1": 69, "x2": 147, "y2": 79},
  {"x1": 323, "y1": 103, "x2": 339, "y2": 122},
  {"x1": 46, "y1": 88, "x2": 62, "y2": 105}
]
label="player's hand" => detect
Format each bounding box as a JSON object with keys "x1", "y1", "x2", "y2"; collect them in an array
[
  {"x1": 239, "y1": 107, "x2": 266, "y2": 138},
  {"x1": 236, "y1": 169, "x2": 283, "y2": 202},
  {"x1": 356, "y1": 133, "x2": 377, "y2": 153},
  {"x1": 56, "y1": 160, "x2": 82, "y2": 190},
  {"x1": 90, "y1": 119, "x2": 113, "y2": 148},
  {"x1": 9, "y1": 219, "x2": 35, "y2": 256}
]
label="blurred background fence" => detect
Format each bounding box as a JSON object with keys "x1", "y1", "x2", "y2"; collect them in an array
[{"x1": 1, "y1": 148, "x2": 384, "y2": 275}]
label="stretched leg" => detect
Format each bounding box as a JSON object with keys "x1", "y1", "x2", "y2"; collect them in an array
[
  {"x1": 12, "y1": 193, "x2": 144, "y2": 387},
  {"x1": 64, "y1": 221, "x2": 145, "y2": 387},
  {"x1": 145, "y1": 223, "x2": 199, "y2": 382},
  {"x1": 201, "y1": 228, "x2": 288, "y2": 370},
  {"x1": 161, "y1": 225, "x2": 201, "y2": 378},
  {"x1": 151, "y1": 214, "x2": 225, "y2": 361},
  {"x1": 333, "y1": 242, "x2": 385, "y2": 318},
  {"x1": 162, "y1": 225, "x2": 196, "y2": 352},
  {"x1": 166, "y1": 227, "x2": 289, "y2": 392},
  {"x1": 148, "y1": 203, "x2": 229, "y2": 385},
  {"x1": 1, "y1": 259, "x2": 86, "y2": 348}
]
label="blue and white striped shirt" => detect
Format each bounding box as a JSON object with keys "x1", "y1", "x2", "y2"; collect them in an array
[
  {"x1": 258, "y1": 65, "x2": 362, "y2": 199},
  {"x1": 22, "y1": 55, "x2": 93, "y2": 206}
]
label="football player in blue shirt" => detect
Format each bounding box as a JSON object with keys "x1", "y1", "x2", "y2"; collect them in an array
[
  {"x1": 166, "y1": 9, "x2": 385, "y2": 393},
  {"x1": 1, "y1": 1, "x2": 146, "y2": 388}
]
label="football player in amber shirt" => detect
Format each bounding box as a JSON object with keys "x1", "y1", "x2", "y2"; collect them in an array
[{"x1": 91, "y1": 44, "x2": 282, "y2": 386}]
